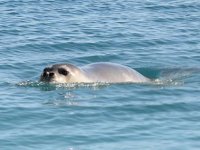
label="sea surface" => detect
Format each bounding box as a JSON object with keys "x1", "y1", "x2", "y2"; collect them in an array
[{"x1": 1, "y1": 0, "x2": 200, "y2": 149}]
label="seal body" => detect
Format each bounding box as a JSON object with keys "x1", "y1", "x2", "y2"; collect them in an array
[{"x1": 40, "y1": 62, "x2": 150, "y2": 83}]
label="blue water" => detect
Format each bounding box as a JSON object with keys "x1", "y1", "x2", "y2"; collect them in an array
[{"x1": 1, "y1": 0, "x2": 200, "y2": 149}]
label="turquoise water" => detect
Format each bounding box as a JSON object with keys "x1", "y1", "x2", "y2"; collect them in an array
[{"x1": 1, "y1": 0, "x2": 200, "y2": 149}]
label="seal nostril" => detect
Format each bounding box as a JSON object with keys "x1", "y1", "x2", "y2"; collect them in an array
[
  {"x1": 49, "y1": 72, "x2": 54, "y2": 77},
  {"x1": 43, "y1": 72, "x2": 47, "y2": 77}
]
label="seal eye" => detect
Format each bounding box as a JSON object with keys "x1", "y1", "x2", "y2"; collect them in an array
[{"x1": 58, "y1": 68, "x2": 68, "y2": 76}]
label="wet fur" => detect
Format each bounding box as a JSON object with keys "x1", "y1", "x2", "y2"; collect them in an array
[{"x1": 40, "y1": 62, "x2": 150, "y2": 83}]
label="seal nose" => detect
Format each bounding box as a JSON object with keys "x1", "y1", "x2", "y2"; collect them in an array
[{"x1": 43, "y1": 71, "x2": 54, "y2": 78}]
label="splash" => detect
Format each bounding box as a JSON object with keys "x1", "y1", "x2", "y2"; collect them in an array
[
  {"x1": 17, "y1": 80, "x2": 110, "y2": 90},
  {"x1": 16, "y1": 67, "x2": 199, "y2": 89},
  {"x1": 152, "y1": 78, "x2": 184, "y2": 86}
]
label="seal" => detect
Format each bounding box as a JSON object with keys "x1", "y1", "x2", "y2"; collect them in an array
[{"x1": 40, "y1": 62, "x2": 150, "y2": 83}]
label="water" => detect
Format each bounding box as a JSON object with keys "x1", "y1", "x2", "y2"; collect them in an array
[{"x1": 1, "y1": 0, "x2": 200, "y2": 149}]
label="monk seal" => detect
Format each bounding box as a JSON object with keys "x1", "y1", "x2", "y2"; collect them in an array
[{"x1": 40, "y1": 62, "x2": 150, "y2": 83}]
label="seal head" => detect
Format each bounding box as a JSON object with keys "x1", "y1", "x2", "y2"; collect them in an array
[{"x1": 40, "y1": 64, "x2": 89, "y2": 83}]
